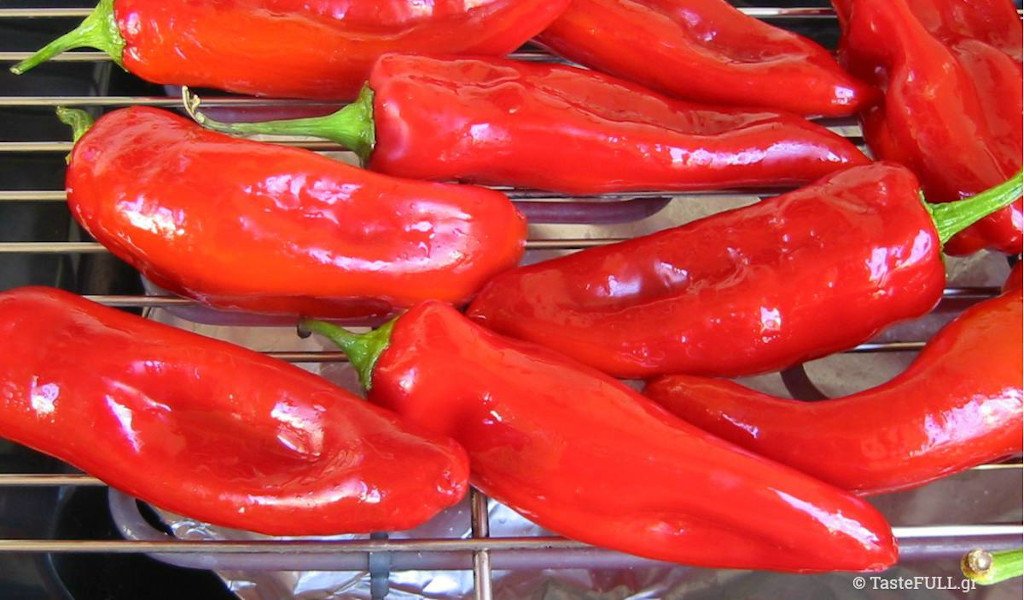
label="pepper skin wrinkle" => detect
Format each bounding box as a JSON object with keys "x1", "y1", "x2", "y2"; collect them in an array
[
  {"x1": 645, "y1": 290, "x2": 1024, "y2": 496},
  {"x1": 0, "y1": 288, "x2": 469, "y2": 535},
  {"x1": 833, "y1": 0, "x2": 1023, "y2": 255},
  {"x1": 537, "y1": 0, "x2": 873, "y2": 116},
  {"x1": 468, "y1": 164, "x2": 948, "y2": 379},
  {"x1": 365, "y1": 55, "x2": 870, "y2": 193},
  {"x1": 14, "y1": 0, "x2": 572, "y2": 99},
  {"x1": 359, "y1": 302, "x2": 898, "y2": 573},
  {"x1": 65, "y1": 107, "x2": 525, "y2": 318}
]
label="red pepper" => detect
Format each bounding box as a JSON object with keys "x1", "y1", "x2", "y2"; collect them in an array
[
  {"x1": 0, "y1": 287, "x2": 469, "y2": 535},
  {"x1": 302, "y1": 302, "x2": 898, "y2": 573},
  {"x1": 644, "y1": 289, "x2": 1024, "y2": 496},
  {"x1": 11, "y1": 0, "x2": 571, "y2": 99},
  {"x1": 467, "y1": 163, "x2": 1022, "y2": 379},
  {"x1": 832, "y1": 0, "x2": 1023, "y2": 255},
  {"x1": 60, "y1": 106, "x2": 525, "y2": 319},
  {"x1": 189, "y1": 54, "x2": 870, "y2": 195},
  {"x1": 534, "y1": 0, "x2": 873, "y2": 117}
]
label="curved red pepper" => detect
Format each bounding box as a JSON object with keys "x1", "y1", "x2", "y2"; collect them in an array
[
  {"x1": 467, "y1": 163, "x2": 1022, "y2": 379},
  {"x1": 0, "y1": 287, "x2": 469, "y2": 535},
  {"x1": 11, "y1": 0, "x2": 571, "y2": 99},
  {"x1": 303, "y1": 302, "x2": 898, "y2": 573},
  {"x1": 833, "y1": 0, "x2": 1023, "y2": 255},
  {"x1": 644, "y1": 289, "x2": 1024, "y2": 496},
  {"x1": 61, "y1": 106, "x2": 525, "y2": 318},
  {"x1": 190, "y1": 54, "x2": 869, "y2": 195},
  {"x1": 534, "y1": 0, "x2": 872, "y2": 117}
]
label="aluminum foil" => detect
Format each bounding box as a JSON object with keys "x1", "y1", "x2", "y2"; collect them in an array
[{"x1": 109, "y1": 195, "x2": 1021, "y2": 599}]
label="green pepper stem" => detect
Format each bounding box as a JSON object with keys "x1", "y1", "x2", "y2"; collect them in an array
[
  {"x1": 962, "y1": 548, "x2": 1023, "y2": 585},
  {"x1": 925, "y1": 171, "x2": 1023, "y2": 246},
  {"x1": 299, "y1": 318, "x2": 394, "y2": 390},
  {"x1": 10, "y1": 0, "x2": 124, "y2": 75},
  {"x1": 56, "y1": 107, "x2": 94, "y2": 144},
  {"x1": 55, "y1": 107, "x2": 94, "y2": 163},
  {"x1": 183, "y1": 85, "x2": 376, "y2": 164}
]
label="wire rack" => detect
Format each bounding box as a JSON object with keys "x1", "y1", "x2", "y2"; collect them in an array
[{"x1": 1, "y1": 4, "x2": 1022, "y2": 600}]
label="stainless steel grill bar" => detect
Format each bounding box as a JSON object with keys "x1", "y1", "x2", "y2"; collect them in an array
[
  {"x1": 0, "y1": 190, "x2": 65, "y2": 201},
  {"x1": 0, "y1": 240, "x2": 631, "y2": 252},
  {"x1": 3, "y1": 460, "x2": 1018, "y2": 487},
  {"x1": 0, "y1": 288, "x2": 1000, "y2": 308},
  {"x1": 471, "y1": 490, "x2": 493, "y2": 600},
  {"x1": 0, "y1": 96, "x2": 342, "y2": 108},
  {"x1": 80, "y1": 295, "x2": 193, "y2": 307},
  {"x1": 848, "y1": 342, "x2": 925, "y2": 353},
  {"x1": 0, "y1": 140, "x2": 341, "y2": 153},
  {"x1": 0, "y1": 111, "x2": 862, "y2": 146},
  {"x1": 0, "y1": 238, "x2": 1011, "y2": 259},
  {"x1": 0, "y1": 8, "x2": 94, "y2": 17},
  {"x1": 0, "y1": 51, "x2": 108, "y2": 62},
  {"x1": 0, "y1": 474, "x2": 105, "y2": 486},
  {"x1": 0, "y1": 525, "x2": 1020, "y2": 554},
  {"x1": 186, "y1": 342, "x2": 933, "y2": 361},
  {"x1": 0, "y1": 538, "x2": 585, "y2": 554},
  {"x1": 145, "y1": 288, "x2": 1006, "y2": 305},
  {"x1": 0, "y1": 188, "x2": 783, "y2": 202},
  {"x1": 1, "y1": 50, "x2": 563, "y2": 63},
  {"x1": 0, "y1": 7, "x2": 847, "y2": 21},
  {"x1": 0, "y1": 335, "x2": 964, "y2": 362},
  {"x1": 0, "y1": 188, "x2": 770, "y2": 201},
  {"x1": 0, "y1": 242, "x2": 108, "y2": 253}
]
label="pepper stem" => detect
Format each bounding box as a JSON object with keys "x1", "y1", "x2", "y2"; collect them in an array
[
  {"x1": 56, "y1": 107, "x2": 94, "y2": 143},
  {"x1": 183, "y1": 85, "x2": 376, "y2": 164},
  {"x1": 925, "y1": 172, "x2": 1023, "y2": 246},
  {"x1": 10, "y1": 0, "x2": 124, "y2": 75},
  {"x1": 299, "y1": 319, "x2": 394, "y2": 390},
  {"x1": 55, "y1": 107, "x2": 94, "y2": 163},
  {"x1": 962, "y1": 548, "x2": 1023, "y2": 585}
]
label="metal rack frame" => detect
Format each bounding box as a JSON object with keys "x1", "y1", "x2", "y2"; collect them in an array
[{"x1": 1, "y1": 5, "x2": 1022, "y2": 600}]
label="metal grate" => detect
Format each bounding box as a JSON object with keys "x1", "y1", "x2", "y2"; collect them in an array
[{"x1": 1, "y1": 5, "x2": 1021, "y2": 600}]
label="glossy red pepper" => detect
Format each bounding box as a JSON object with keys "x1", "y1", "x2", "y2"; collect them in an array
[
  {"x1": 189, "y1": 54, "x2": 870, "y2": 195},
  {"x1": 302, "y1": 302, "x2": 898, "y2": 572},
  {"x1": 60, "y1": 106, "x2": 525, "y2": 319},
  {"x1": 11, "y1": 0, "x2": 571, "y2": 99},
  {"x1": 832, "y1": 0, "x2": 1023, "y2": 255},
  {"x1": 0, "y1": 287, "x2": 469, "y2": 535},
  {"x1": 534, "y1": 0, "x2": 872, "y2": 116},
  {"x1": 644, "y1": 289, "x2": 1024, "y2": 496},
  {"x1": 467, "y1": 163, "x2": 1022, "y2": 379}
]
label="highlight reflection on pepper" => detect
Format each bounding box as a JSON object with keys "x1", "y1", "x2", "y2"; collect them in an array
[
  {"x1": 303, "y1": 301, "x2": 899, "y2": 573},
  {"x1": 468, "y1": 164, "x2": 1022, "y2": 379},
  {"x1": 0, "y1": 287, "x2": 469, "y2": 535},
  {"x1": 60, "y1": 106, "x2": 525, "y2": 319},
  {"x1": 645, "y1": 289, "x2": 1024, "y2": 495}
]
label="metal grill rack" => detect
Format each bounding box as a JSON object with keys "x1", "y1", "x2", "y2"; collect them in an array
[{"x1": 1, "y1": 4, "x2": 1022, "y2": 600}]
